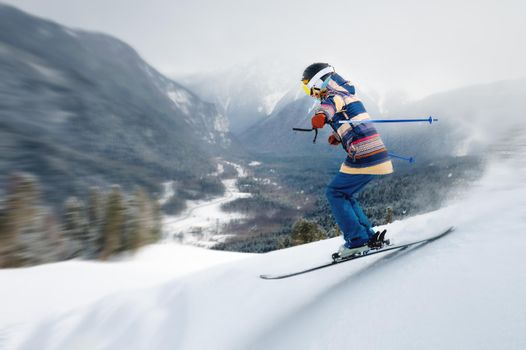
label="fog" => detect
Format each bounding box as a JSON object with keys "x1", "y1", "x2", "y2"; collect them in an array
[{"x1": 3, "y1": 0, "x2": 525, "y2": 99}]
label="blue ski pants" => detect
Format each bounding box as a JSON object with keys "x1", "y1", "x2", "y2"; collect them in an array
[{"x1": 326, "y1": 172, "x2": 375, "y2": 248}]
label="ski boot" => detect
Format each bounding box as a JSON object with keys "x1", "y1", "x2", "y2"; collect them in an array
[
  {"x1": 368, "y1": 229, "x2": 390, "y2": 250},
  {"x1": 332, "y1": 241, "x2": 370, "y2": 262}
]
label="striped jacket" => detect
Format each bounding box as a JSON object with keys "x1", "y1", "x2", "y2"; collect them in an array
[{"x1": 316, "y1": 73, "x2": 393, "y2": 175}]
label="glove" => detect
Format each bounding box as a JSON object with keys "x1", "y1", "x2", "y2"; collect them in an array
[
  {"x1": 311, "y1": 113, "x2": 326, "y2": 129},
  {"x1": 328, "y1": 133, "x2": 341, "y2": 146}
]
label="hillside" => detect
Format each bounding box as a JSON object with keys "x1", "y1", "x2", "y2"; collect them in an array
[
  {"x1": 240, "y1": 85, "x2": 383, "y2": 157},
  {"x1": 1, "y1": 145, "x2": 524, "y2": 349},
  {"x1": 177, "y1": 60, "x2": 298, "y2": 134},
  {"x1": 241, "y1": 78, "x2": 526, "y2": 161},
  {"x1": 0, "y1": 4, "x2": 234, "y2": 205}
]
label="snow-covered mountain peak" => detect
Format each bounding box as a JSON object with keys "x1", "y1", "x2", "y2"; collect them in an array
[{"x1": 175, "y1": 58, "x2": 303, "y2": 134}]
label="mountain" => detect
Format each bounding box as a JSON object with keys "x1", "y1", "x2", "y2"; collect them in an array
[
  {"x1": 0, "y1": 4, "x2": 234, "y2": 204},
  {"x1": 179, "y1": 61, "x2": 385, "y2": 138},
  {"x1": 240, "y1": 84, "x2": 383, "y2": 157},
  {"x1": 241, "y1": 78, "x2": 526, "y2": 162},
  {"x1": 1, "y1": 146, "x2": 525, "y2": 349},
  {"x1": 177, "y1": 60, "x2": 301, "y2": 134},
  {"x1": 383, "y1": 78, "x2": 526, "y2": 157}
]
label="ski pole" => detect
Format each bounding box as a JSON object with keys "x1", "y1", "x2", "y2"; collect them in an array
[
  {"x1": 293, "y1": 127, "x2": 415, "y2": 163},
  {"x1": 339, "y1": 116, "x2": 438, "y2": 125},
  {"x1": 389, "y1": 153, "x2": 415, "y2": 164},
  {"x1": 292, "y1": 127, "x2": 318, "y2": 143}
]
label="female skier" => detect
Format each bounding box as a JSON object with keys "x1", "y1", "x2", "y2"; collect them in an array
[{"x1": 301, "y1": 63, "x2": 393, "y2": 258}]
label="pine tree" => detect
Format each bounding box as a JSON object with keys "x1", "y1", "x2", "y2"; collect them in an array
[
  {"x1": 277, "y1": 236, "x2": 292, "y2": 249},
  {"x1": 126, "y1": 188, "x2": 148, "y2": 252},
  {"x1": 63, "y1": 197, "x2": 88, "y2": 258},
  {"x1": 87, "y1": 187, "x2": 103, "y2": 258},
  {"x1": 327, "y1": 225, "x2": 341, "y2": 238},
  {"x1": 291, "y1": 219, "x2": 326, "y2": 246},
  {"x1": 385, "y1": 207, "x2": 394, "y2": 224},
  {"x1": 0, "y1": 173, "x2": 42, "y2": 267},
  {"x1": 40, "y1": 210, "x2": 64, "y2": 263},
  {"x1": 125, "y1": 188, "x2": 162, "y2": 251},
  {"x1": 100, "y1": 185, "x2": 125, "y2": 260},
  {"x1": 150, "y1": 199, "x2": 162, "y2": 243},
  {"x1": 0, "y1": 201, "x2": 11, "y2": 268}
]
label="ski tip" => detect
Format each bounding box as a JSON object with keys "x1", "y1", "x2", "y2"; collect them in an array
[
  {"x1": 259, "y1": 274, "x2": 277, "y2": 280},
  {"x1": 260, "y1": 275, "x2": 285, "y2": 280},
  {"x1": 436, "y1": 226, "x2": 456, "y2": 238}
]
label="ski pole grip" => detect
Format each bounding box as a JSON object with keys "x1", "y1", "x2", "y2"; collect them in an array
[
  {"x1": 292, "y1": 127, "x2": 318, "y2": 143},
  {"x1": 292, "y1": 127, "x2": 314, "y2": 132}
]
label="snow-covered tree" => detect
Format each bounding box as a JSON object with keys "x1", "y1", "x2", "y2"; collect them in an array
[
  {"x1": 87, "y1": 187, "x2": 103, "y2": 258},
  {"x1": 63, "y1": 197, "x2": 88, "y2": 258}
]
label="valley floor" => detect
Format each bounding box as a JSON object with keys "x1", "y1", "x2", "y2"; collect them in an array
[{"x1": 161, "y1": 161, "x2": 251, "y2": 247}]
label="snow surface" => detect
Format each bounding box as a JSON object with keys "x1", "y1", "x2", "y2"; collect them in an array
[
  {"x1": 166, "y1": 89, "x2": 191, "y2": 114},
  {"x1": 0, "y1": 245, "x2": 249, "y2": 350},
  {"x1": 158, "y1": 181, "x2": 175, "y2": 206},
  {"x1": 1, "y1": 153, "x2": 525, "y2": 349},
  {"x1": 162, "y1": 162, "x2": 250, "y2": 247}
]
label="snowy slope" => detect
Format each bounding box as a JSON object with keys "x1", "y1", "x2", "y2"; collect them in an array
[
  {"x1": 0, "y1": 245, "x2": 250, "y2": 349},
  {"x1": 1, "y1": 149, "x2": 525, "y2": 349}
]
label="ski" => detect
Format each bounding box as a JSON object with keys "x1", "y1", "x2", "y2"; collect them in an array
[{"x1": 259, "y1": 226, "x2": 455, "y2": 280}]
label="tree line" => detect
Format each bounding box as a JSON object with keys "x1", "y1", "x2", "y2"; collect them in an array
[{"x1": 0, "y1": 172, "x2": 161, "y2": 268}]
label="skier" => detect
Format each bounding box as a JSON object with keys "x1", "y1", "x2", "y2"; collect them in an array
[{"x1": 301, "y1": 63, "x2": 393, "y2": 259}]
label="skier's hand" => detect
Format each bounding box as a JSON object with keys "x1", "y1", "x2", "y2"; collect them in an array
[
  {"x1": 328, "y1": 133, "x2": 341, "y2": 146},
  {"x1": 311, "y1": 113, "x2": 326, "y2": 129}
]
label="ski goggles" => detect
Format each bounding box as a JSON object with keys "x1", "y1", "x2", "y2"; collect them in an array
[
  {"x1": 301, "y1": 81, "x2": 312, "y2": 95},
  {"x1": 301, "y1": 66, "x2": 335, "y2": 96}
]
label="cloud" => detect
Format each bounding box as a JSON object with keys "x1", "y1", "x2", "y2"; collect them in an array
[{"x1": 3, "y1": 0, "x2": 526, "y2": 99}]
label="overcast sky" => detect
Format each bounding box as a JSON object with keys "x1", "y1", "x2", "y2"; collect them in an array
[{"x1": 3, "y1": 0, "x2": 525, "y2": 99}]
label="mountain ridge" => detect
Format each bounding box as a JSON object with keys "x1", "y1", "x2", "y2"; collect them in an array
[{"x1": 0, "y1": 3, "x2": 238, "y2": 205}]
